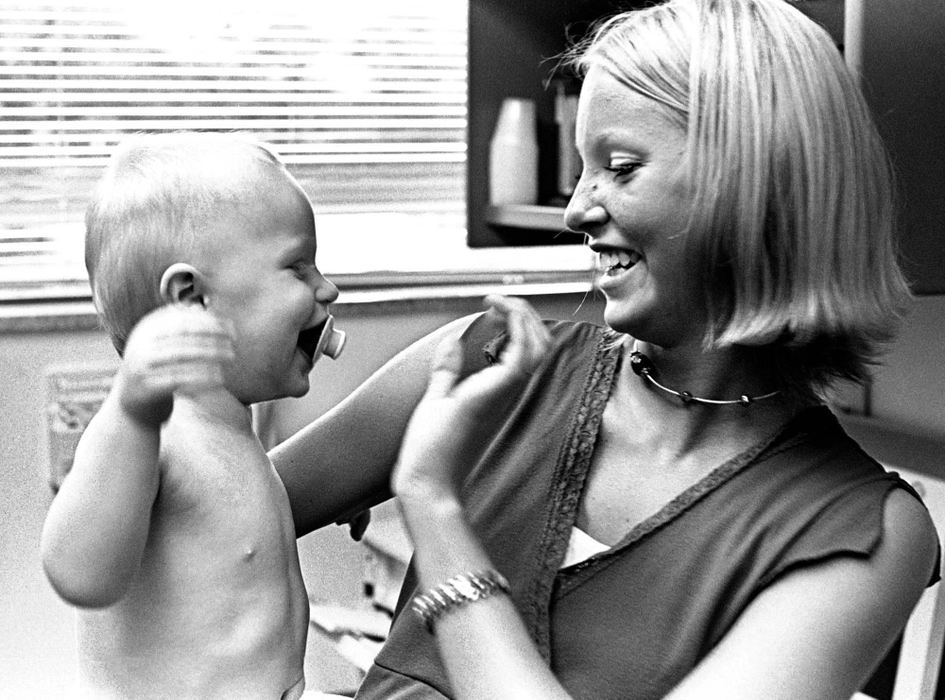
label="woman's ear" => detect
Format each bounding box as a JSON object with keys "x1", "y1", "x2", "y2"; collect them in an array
[{"x1": 159, "y1": 263, "x2": 205, "y2": 307}]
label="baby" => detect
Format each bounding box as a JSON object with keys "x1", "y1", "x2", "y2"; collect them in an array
[{"x1": 40, "y1": 132, "x2": 346, "y2": 699}]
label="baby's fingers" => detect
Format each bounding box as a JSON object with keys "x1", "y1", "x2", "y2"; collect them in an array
[
  {"x1": 122, "y1": 305, "x2": 235, "y2": 396},
  {"x1": 144, "y1": 340, "x2": 233, "y2": 394}
]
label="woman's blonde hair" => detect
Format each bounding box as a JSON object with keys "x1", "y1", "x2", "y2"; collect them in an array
[
  {"x1": 567, "y1": 0, "x2": 913, "y2": 399},
  {"x1": 85, "y1": 132, "x2": 289, "y2": 354}
]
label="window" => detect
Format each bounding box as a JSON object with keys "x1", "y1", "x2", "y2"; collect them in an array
[{"x1": 0, "y1": 0, "x2": 468, "y2": 302}]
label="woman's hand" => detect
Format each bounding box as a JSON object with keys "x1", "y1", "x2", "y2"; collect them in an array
[
  {"x1": 391, "y1": 295, "x2": 550, "y2": 503},
  {"x1": 115, "y1": 304, "x2": 234, "y2": 426}
]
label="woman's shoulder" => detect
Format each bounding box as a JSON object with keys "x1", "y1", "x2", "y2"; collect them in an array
[
  {"x1": 459, "y1": 314, "x2": 611, "y2": 378},
  {"x1": 751, "y1": 406, "x2": 938, "y2": 520},
  {"x1": 738, "y1": 406, "x2": 942, "y2": 589}
]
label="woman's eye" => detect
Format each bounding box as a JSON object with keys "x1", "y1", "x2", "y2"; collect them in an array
[{"x1": 604, "y1": 161, "x2": 642, "y2": 179}]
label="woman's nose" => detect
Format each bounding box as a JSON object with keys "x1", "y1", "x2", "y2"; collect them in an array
[{"x1": 564, "y1": 176, "x2": 608, "y2": 234}]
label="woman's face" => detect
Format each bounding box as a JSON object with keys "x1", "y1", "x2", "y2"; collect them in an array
[{"x1": 565, "y1": 65, "x2": 706, "y2": 349}]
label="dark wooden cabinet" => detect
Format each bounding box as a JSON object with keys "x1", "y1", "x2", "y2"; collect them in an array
[{"x1": 467, "y1": 0, "x2": 628, "y2": 248}]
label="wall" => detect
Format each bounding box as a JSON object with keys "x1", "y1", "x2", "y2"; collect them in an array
[
  {"x1": 1, "y1": 326, "x2": 115, "y2": 698},
  {"x1": 2, "y1": 292, "x2": 943, "y2": 697},
  {"x1": 873, "y1": 295, "x2": 945, "y2": 437}
]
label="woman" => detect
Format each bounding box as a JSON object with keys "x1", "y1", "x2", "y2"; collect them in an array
[{"x1": 272, "y1": 1, "x2": 940, "y2": 697}]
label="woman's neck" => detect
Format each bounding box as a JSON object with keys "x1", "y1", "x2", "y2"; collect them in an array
[
  {"x1": 631, "y1": 338, "x2": 784, "y2": 401},
  {"x1": 618, "y1": 339, "x2": 807, "y2": 457}
]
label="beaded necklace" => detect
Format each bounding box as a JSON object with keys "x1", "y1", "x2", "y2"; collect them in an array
[{"x1": 628, "y1": 344, "x2": 781, "y2": 407}]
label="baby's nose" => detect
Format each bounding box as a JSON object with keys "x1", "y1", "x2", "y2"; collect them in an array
[{"x1": 315, "y1": 274, "x2": 339, "y2": 304}]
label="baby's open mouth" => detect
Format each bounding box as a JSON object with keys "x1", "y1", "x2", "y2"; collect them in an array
[
  {"x1": 598, "y1": 249, "x2": 641, "y2": 274},
  {"x1": 297, "y1": 321, "x2": 327, "y2": 363},
  {"x1": 296, "y1": 316, "x2": 346, "y2": 364}
]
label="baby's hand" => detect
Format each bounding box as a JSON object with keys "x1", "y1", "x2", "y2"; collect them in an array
[
  {"x1": 392, "y1": 295, "x2": 550, "y2": 502},
  {"x1": 115, "y1": 304, "x2": 235, "y2": 426}
]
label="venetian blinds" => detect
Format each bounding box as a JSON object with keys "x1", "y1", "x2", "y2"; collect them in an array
[{"x1": 0, "y1": 0, "x2": 467, "y2": 301}]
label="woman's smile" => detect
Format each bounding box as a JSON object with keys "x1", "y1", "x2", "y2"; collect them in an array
[{"x1": 596, "y1": 247, "x2": 643, "y2": 288}]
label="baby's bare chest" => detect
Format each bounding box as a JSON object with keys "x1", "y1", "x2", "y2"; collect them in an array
[
  {"x1": 77, "y1": 424, "x2": 309, "y2": 695},
  {"x1": 148, "y1": 424, "x2": 300, "y2": 586},
  {"x1": 161, "y1": 424, "x2": 287, "y2": 513}
]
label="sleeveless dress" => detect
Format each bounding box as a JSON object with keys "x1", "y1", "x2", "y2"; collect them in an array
[{"x1": 356, "y1": 317, "x2": 941, "y2": 700}]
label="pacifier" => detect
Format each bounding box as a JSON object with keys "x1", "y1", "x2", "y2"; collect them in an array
[{"x1": 312, "y1": 314, "x2": 346, "y2": 362}]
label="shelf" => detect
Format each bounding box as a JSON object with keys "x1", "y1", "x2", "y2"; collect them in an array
[{"x1": 484, "y1": 204, "x2": 568, "y2": 232}]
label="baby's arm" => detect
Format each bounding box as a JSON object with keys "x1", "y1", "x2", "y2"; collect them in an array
[{"x1": 40, "y1": 305, "x2": 233, "y2": 608}]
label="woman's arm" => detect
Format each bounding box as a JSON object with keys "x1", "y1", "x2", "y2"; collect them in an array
[
  {"x1": 392, "y1": 295, "x2": 573, "y2": 699},
  {"x1": 401, "y1": 499, "x2": 574, "y2": 700},
  {"x1": 271, "y1": 311, "x2": 484, "y2": 537}
]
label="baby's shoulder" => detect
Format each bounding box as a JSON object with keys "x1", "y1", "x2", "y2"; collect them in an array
[{"x1": 156, "y1": 418, "x2": 273, "y2": 510}]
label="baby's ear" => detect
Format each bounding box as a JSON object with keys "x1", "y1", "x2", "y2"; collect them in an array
[{"x1": 159, "y1": 263, "x2": 205, "y2": 307}]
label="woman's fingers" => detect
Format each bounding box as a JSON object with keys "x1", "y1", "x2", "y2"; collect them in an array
[
  {"x1": 337, "y1": 508, "x2": 372, "y2": 542},
  {"x1": 416, "y1": 295, "x2": 550, "y2": 415},
  {"x1": 392, "y1": 297, "x2": 550, "y2": 501},
  {"x1": 483, "y1": 294, "x2": 550, "y2": 376},
  {"x1": 425, "y1": 335, "x2": 464, "y2": 400}
]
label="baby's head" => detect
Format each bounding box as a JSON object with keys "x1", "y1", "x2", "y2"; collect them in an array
[
  {"x1": 86, "y1": 132, "x2": 290, "y2": 353},
  {"x1": 87, "y1": 132, "x2": 342, "y2": 403}
]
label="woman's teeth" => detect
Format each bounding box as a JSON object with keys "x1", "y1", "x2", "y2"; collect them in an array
[{"x1": 598, "y1": 249, "x2": 641, "y2": 273}]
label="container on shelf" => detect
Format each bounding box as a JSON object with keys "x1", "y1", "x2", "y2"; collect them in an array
[{"x1": 488, "y1": 97, "x2": 539, "y2": 205}]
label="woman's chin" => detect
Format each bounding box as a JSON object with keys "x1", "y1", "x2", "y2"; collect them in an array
[{"x1": 601, "y1": 300, "x2": 643, "y2": 336}]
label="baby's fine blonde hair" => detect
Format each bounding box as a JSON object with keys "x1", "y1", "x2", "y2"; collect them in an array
[{"x1": 85, "y1": 131, "x2": 291, "y2": 354}]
